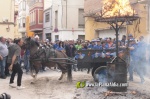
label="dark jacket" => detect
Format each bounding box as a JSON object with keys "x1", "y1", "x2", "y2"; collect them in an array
[{"x1": 65, "y1": 44, "x2": 76, "y2": 57}]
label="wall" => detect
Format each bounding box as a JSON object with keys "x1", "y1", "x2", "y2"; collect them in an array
[
  {"x1": 85, "y1": 17, "x2": 110, "y2": 40},
  {"x1": 98, "y1": 28, "x2": 126, "y2": 39},
  {"x1": 62, "y1": 0, "x2": 84, "y2": 29},
  {"x1": 51, "y1": 30, "x2": 85, "y2": 42},
  {"x1": 0, "y1": 0, "x2": 15, "y2": 39},
  {"x1": 44, "y1": 0, "x2": 52, "y2": 10},
  {"x1": 50, "y1": 0, "x2": 85, "y2": 42}
]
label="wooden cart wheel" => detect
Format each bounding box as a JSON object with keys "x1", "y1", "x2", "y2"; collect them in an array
[
  {"x1": 93, "y1": 66, "x2": 107, "y2": 82},
  {"x1": 91, "y1": 66, "x2": 99, "y2": 77}
]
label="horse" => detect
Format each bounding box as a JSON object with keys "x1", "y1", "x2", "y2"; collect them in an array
[{"x1": 23, "y1": 37, "x2": 72, "y2": 83}]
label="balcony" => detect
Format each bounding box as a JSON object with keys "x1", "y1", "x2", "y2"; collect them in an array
[{"x1": 138, "y1": 0, "x2": 150, "y2": 4}]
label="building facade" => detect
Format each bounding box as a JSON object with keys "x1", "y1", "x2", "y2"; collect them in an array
[
  {"x1": 84, "y1": 0, "x2": 147, "y2": 41},
  {"x1": 14, "y1": 3, "x2": 22, "y2": 38},
  {"x1": 26, "y1": 0, "x2": 34, "y2": 37},
  {"x1": 0, "y1": 0, "x2": 15, "y2": 39},
  {"x1": 16, "y1": 0, "x2": 34, "y2": 38},
  {"x1": 18, "y1": 0, "x2": 27, "y2": 38},
  {"x1": 49, "y1": 0, "x2": 85, "y2": 42},
  {"x1": 43, "y1": 7, "x2": 52, "y2": 41},
  {"x1": 138, "y1": 0, "x2": 150, "y2": 35},
  {"x1": 29, "y1": 0, "x2": 44, "y2": 40}
]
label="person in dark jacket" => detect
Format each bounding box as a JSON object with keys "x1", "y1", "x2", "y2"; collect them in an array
[
  {"x1": 66, "y1": 44, "x2": 76, "y2": 57},
  {"x1": 65, "y1": 43, "x2": 76, "y2": 71}
]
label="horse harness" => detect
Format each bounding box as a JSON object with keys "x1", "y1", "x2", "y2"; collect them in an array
[{"x1": 29, "y1": 46, "x2": 57, "y2": 62}]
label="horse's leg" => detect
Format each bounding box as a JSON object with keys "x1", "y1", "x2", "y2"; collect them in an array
[
  {"x1": 30, "y1": 64, "x2": 40, "y2": 84},
  {"x1": 57, "y1": 63, "x2": 67, "y2": 80},
  {"x1": 30, "y1": 69, "x2": 38, "y2": 84},
  {"x1": 58, "y1": 72, "x2": 67, "y2": 80},
  {"x1": 58, "y1": 72, "x2": 63, "y2": 80}
]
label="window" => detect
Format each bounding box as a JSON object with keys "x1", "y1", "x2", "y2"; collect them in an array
[
  {"x1": 23, "y1": 18, "x2": 26, "y2": 28},
  {"x1": 46, "y1": 33, "x2": 51, "y2": 41},
  {"x1": 39, "y1": 10, "x2": 43, "y2": 23},
  {"x1": 45, "y1": 12, "x2": 50, "y2": 22},
  {"x1": 55, "y1": 11, "x2": 58, "y2": 28},
  {"x1": 78, "y1": 9, "x2": 85, "y2": 28},
  {"x1": 55, "y1": 35, "x2": 59, "y2": 41}
]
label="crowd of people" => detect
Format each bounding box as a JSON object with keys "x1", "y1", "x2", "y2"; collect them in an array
[{"x1": 0, "y1": 34, "x2": 150, "y2": 91}]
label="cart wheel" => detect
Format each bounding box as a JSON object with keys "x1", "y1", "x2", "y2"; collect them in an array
[
  {"x1": 93, "y1": 66, "x2": 107, "y2": 83},
  {"x1": 91, "y1": 66, "x2": 99, "y2": 77}
]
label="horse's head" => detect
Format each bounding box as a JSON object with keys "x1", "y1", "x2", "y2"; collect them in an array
[{"x1": 23, "y1": 37, "x2": 39, "y2": 50}]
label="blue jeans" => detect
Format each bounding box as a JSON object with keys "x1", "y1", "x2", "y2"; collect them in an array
[
  {"x1": 24, "y1": 55, "x2": 30, "y2": 72},
  {"x1": 0, "y1": 57, "x2": 6, "y2": 77}
]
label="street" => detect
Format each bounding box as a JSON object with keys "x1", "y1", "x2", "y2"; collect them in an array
[{"x1": 0, "y1": 69, "x2": 150, "y2": 99}]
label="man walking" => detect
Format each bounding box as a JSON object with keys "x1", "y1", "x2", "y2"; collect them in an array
[
  {"x1": 0, "y1": 37, "x2": 8, "y2": 79},
  {"x1": 8, "y1": 38, "x2": 25, "y2": 90}
]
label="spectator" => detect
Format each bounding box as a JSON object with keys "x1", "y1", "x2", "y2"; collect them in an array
[
  {"x1": 128, "y1": 39, "x2": 137, "y2": 81},
  {"x1": 75, "y1": 41, "x2": 82, "y2": 50},
  {"x1": 93, "y1": 40, "x2": 102, "y2": 49},
  {"x1": 106, "y1": 38, "x2": 113, "y2": 48},
  {"x1": 53, "y1": 40, "x2": 59, "y2": 49},
  {"x1": 56, "y1": 41, "x2": 65, "y2": 52},
  {"x1": 121, "y1": 35, "x2": 127, "y2": 46},
  {"x1": 0, "y1": 37, "x2": 9, "y2": 79},
  {"x1": 66, "y1": 43, "x2": 76, "y2": 71},
  {"x1": 88, "y1": 41, "x2": 95, "y2": 49}
]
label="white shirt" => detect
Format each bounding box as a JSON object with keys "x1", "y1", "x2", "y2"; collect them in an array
[{"x1": 0, "y1": 42, "x2": 8, "y2": 57}]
